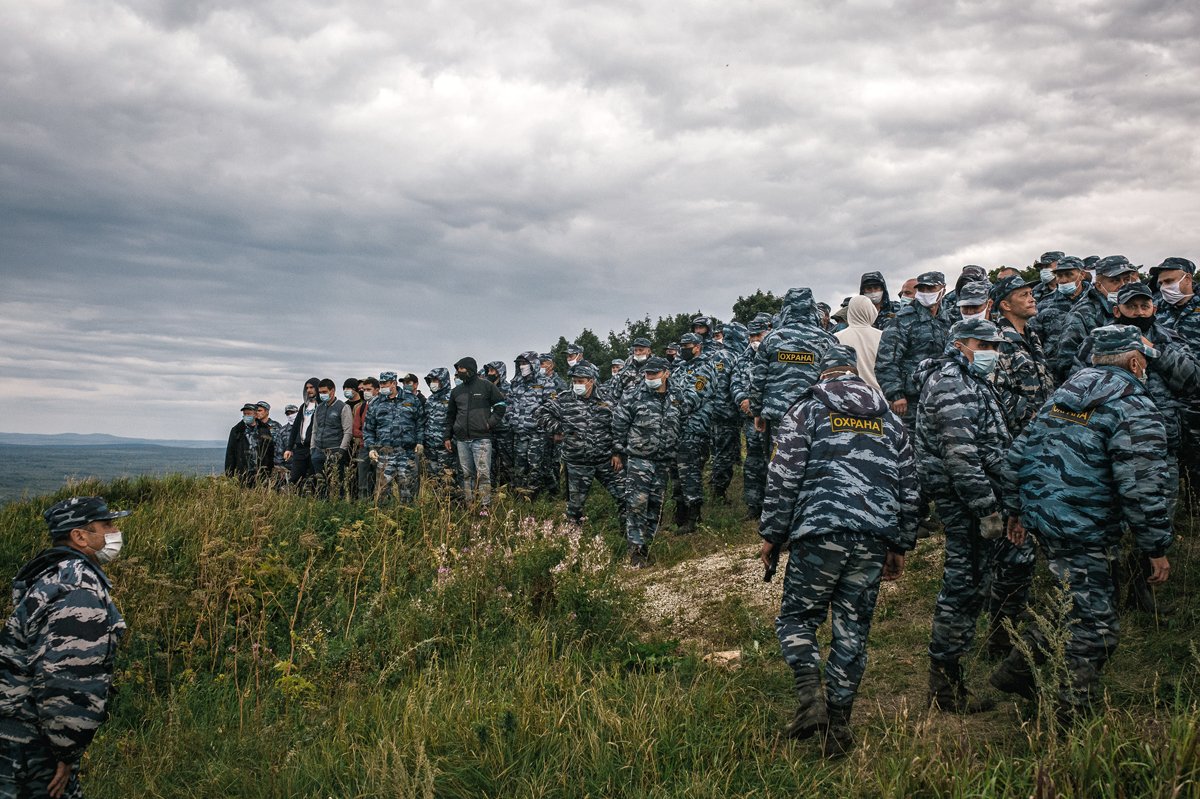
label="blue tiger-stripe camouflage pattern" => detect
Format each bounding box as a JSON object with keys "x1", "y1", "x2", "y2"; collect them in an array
[
  {"x1": 622, "y1": 456, "x2": 669, "y2": 547},
  {"x1": 876, "y1": 300, "x2": 954, "y2": 422},
  {"x1": 1050, "y1": 286, "x2": 1113, "y2": 381},
  {"x1": 991, "y1": 317, "x2": 1055, "y2": 436},
  {"x1": 749, "y1": 288, "x2": 835, "y2": 423},
  {"x1": 0, "y1": 549, "x2": 124, "y2": 767},
  {"x1": 669, "y1": 355, "x2": 717, "y2": 506},
  {"x1": 422, "y1": 369, "x2": 457, "y2": 478}
]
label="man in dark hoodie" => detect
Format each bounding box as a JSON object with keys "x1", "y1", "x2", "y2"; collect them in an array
[
  {"x1": 992, "y1": 325, "x2": 1172, "y2": 724},
  {"x1": 0, "y1": 497, "x2": 131, "y2": 798},
  {"x1": 859, "y1": 271, "x2": 899, "y2": 330},
  {"x1": 759, "y1": 344, "x2": 918, "y2": 758},
  {"x1": 444, "y1": 357, "x2": 507, "y2": 507},
  {"x1": 284, "y1": 377, "x2": 321, "y2": 488}
]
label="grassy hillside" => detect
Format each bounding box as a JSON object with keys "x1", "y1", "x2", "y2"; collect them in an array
[{"x1": 0, "y1": 475, "x2": 1197, "y2": 798}]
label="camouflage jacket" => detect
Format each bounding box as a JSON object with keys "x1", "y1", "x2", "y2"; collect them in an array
[
  {"x1": 749, "y1": 288, "x2": 835, "y2": 422},
  {"x1": 1031, "y1": 282, "x2": 1090, "y2": 370},
  {"x1": 364, "y1": 389, "x2": 426, "y2": 449},
  {"x1": 0, "y1": 548, "x2": 125, "y2": 762},
  {"x1": 1155, "y1": 293, "x2": 1200, "y2": 355},
  {"x1": 509, "y1": 372, "x2": 565, "y2": 434},
  {"x1": 875, "y1": 300, "x2": 954, "y2": 403},
  {"x1": 670, "y1": 356, "x2": 717, "y2": 436},
  {"x1": 483, "y1": 362, "x2": 513, "y2": 432},
  {"x1": 1050, "y1": 286, "x2": 1114, "y2": 381},
  {"x1": 1069, "y1": 322, "x2": 1200, "y2": 452},
  {"x1": 729, "y1": 344, "x2": 758, "y2": 408},
  {"x1": 703, "y1": 346, "x2": 739, "y2": 423},
  {"x1": 914, "y1": 348, "x2": 1014, "y2": 516},
  {"x1": 612, "y1": 382, "x2": 695, "y2": 461},
  {"x1": 1006, "y1": 366, "x2": 1173, "y2": 556},
  {"x1": 423, "y1": 368, "x2": 452, "y2": 447},
  {"x1": 759, "y1": 375, "x2": 920, "y2": 552},
  {"x1": 990, "y1": 317, "x2": 1056, "y2": 435},
  {"x1": 535, "y1": 386, "x2": 617, "y2": 464},
  {"x1": 266, "y1": 419, "x2": 286, "y2": 466}
]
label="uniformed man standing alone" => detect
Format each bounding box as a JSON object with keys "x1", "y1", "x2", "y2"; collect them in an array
[
  {"x1": 1, "y1": 497, "x2": 131, "y2": 798},
  {"x1": 759, "y1": 344, "x2": 919, "y2": 757}
]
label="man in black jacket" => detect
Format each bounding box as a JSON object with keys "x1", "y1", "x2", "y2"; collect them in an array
[
  {"x1": 444, "y1": 357, "x2": 507, "y2": 507},
  {"x1": 225, "y1": 403, "x2": 274, "y2": 485}
]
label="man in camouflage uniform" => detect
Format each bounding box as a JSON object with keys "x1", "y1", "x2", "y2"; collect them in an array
[
  {"x1": 749, "y1": 287, "x2": 835, "y2": 444},
  {"x1": 1031, "y1": 251, "x2": 1065, "y2": 304},
  {"x1": 276, "y1": 404, "x2": 298, "y2": 487},
  {"x1": 1033, "y1": 255, "x2": 1090, "y2": 372},
  {"x1": 992, "y1": 325, "x2": 1172, "y2": 722},
  {"x1": 254, "y1": 401, "x2": 284, "y2": 473},
  {"x1": 482, "y1": 361, "x2": 514, "y2": 487},
  {"x1": 665, "y1": 342, "x2": 680, "y2": 365},
  {"x1": 423, "y1": 368, "x2": 457, "y2": 489},
  {"x1": 1, "y1": 497, "x2": 131, "y2": 799},
  {"x1": 859, "y1": 271, "x2": 900, "y2": 330},
  {"x1": 364, "y1": 371, "x2": 426, "y2": 504},
  {"x1": 527, "y1": 354, "x2": 567, "y2": 498},
  {"x1": 507, "y1": 351, "x2": 539, "y2": 493},
  {"x1": 613, "y1": 357, "x2": 694, "y2": 566},
  {"x1": 983, "y1": 275, "x2": 1056, "y2": 656},
  {"x1": 733, "y1": 315, "x2": 772, "y2": 520},
  {"x1": 536, "y1": 362, "x2": 624, "y2": 525},
  {"x1": 916, "y1": 319, "x2": 1013, "y2": 713},
  {"x1": 1150, "y1": 257, "x2": 1200, "y2": 502},
  {"x1": 876, "y1": 271, "x2": 954, "y2": 431},
  {"x1": 669, "y1": 333, "x2": 717, "y2": 533},
  {"x1": 598, "y1": 359, "x2": 625, "y2": 403},
  {"x1": 943, "y1": 266, "x2": 989, "y2": 325},
  {"x1": 759, "y1": 345, "x2": 919, "y2": 757},
  {"x1": 1050, "y1": 255, "x2": 1140, "y2": 381},
  {"x1": 700, "y1": 317, "x2": 743, "y2": 503},
  {"x1": 614, "y1": 338, "x2": 654, "y2": 399}
]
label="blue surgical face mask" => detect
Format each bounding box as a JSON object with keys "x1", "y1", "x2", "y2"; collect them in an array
[
  {"x1": 969, "y1": 349, "x2": 999, "y2": 377},
  {"x1": 1040, "y1": 268, "x2": 1055, "y2": 284},
  {"x1": 343, "y1": 389, "x2": 354, "y2": 399},
  {"x1": 242, "y1": 414, "x2": 255, "y2": 424},
  {"x1": 899, "y1": 296, "x2": 913, "y2": 307},
  {"x1": 379, "y1": 386, "x2": 393, "y2": 398},
  {"x1": 1057, "y1": 282, "x2": 1077, "y2": 296},
  {"x1": 645, "y1": 377, "x2": 663, "y2": 389},
  {"x1": 319, "y1": 392, "x2": 330, "y2": 402}
]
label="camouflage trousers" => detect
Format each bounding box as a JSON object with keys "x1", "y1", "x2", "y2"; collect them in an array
[
  {"x1": 422, "y1": 444, "x2": 457, "y2": 479},
  {"x1": 742, "y1": 420, "x2": 768, "y2": 513},
  {"x1": 0, "y1": 738, "x2": 82, "y2": 799},
  {"x1": 513, "y1": 431, "x2": 539, "y2": 492},
  {"x1": 988, "y1": 531, "x2": 1037, "y2": 622},
  {"x1": 490, "y1": 429, "x2": 515, "y2": 487},
  {"x1": 374, "y1": 447, "x2": 420, "y2": 504},
  {"x1": 670, "y1": 430, "x2": 707, "y2": 506},
  {"x1": 565, "y1": 461, "x2": 625, "y2": 522},
  {"x1": 776, "y1": 534, "x2": 887, "y2": 707},
  {"x1": 623, "y1": 456, "x2": 669, "y2": 547},
  {"x1": 928, "y1": 496, "x2": 996, "y2": 663},
  {"x1": 1017, "y1": 546, "x2": 1120, "y2": 711},
  {"x1": 708, "y1": 419, "x2": 742, "y2": 494}
]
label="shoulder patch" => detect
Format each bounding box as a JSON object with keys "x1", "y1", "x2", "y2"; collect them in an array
[
  {"x1": 1048, "y1": 405, "x2": 1093, "y2": 426},
  {"x1": 715, "y1": 362, "x2": 724, "y2": 371},
  {"x1": 829, "y1": 413, "x2": 884, "y2": 436},
  {"x1": 777, "y1": 351, "x2": 816, "y2": 365}
]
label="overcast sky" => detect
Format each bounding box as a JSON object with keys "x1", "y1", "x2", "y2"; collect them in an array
[{"x1": 2, "y1": 0, "x2": 1198, "y2": 440}]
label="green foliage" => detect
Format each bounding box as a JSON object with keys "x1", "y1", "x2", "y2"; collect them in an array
[
  {"x1": 731, "y1": 290, "x2": 783, "y2": 324},
  {"x1": 2, "y1": 475, "x2": 1198, "y2": 797}
]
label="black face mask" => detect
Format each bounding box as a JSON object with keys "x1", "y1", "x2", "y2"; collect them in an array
[
  {"x1": 1124, "y1": 315, "x2": 1154, "y2": 334},
  {"x1": 680, "y1": 348, "x2": 695, "y2": 361},
  {"x1": 487, "y1": 373, "x2": 499, "y2": 383}
]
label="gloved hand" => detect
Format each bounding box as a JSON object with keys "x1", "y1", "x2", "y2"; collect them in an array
[
  {"x1": 414, "y1": 444, "x2": 425, "y2": 457},
  {"x1": 368, "y1": 449, "x2": 379, "y2": 464},
  {"x1": 980, "y1": 512, "x2": 1004, "y2": 540}
]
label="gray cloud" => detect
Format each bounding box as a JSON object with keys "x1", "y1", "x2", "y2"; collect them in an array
[{"x1": 2, "y1": 0, "x2": 1198, "y2": 438}]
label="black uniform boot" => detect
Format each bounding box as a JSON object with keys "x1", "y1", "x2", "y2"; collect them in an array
[
  {"x1": 784, "y1": 675, "x2": 827, "y2": 740},
  {"x1": 988, "y1": 650, "x2": 1037, "y2": 701},
  {"x1": 983, "y1": 608, "x2": 1013, "y2": 660},
  {"x1": 821, "y1": 701, "x2": 855, "y2": 759},
  {"x1": 928, "y1": 658, "x2": 995, "y2": 714},
  {"x1": 626, "y1": 542, "x2": 648, "y2": 569},
  {"x1": 672, "y1": 501, "x2": 687, "y2": 529}
]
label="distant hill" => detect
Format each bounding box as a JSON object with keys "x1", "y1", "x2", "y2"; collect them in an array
[{"x1": 0, "y1": 432, "x2": 224, "y2": 449}]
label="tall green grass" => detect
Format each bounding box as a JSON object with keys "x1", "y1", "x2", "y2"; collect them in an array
[{"x1": 1, "y1": 474, "x2": 1197, "y2": 797}]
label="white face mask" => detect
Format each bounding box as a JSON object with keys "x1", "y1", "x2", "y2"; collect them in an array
[
  {"x1": 95, "y1": 531, "x2": 124, "y2": 563},
  {"x1": 961, "y1": 310, "x2": 987, "y2": 322},
  {"x1": 632, "y1": 353, "x2": 648, "y2": 363},
  {"x1": 568, "y1": 357, "x2": 581, "y2": 366},
  {"x1": 428, "y1": 382, "x2": 441, "y2": 392},
  {"x1": 1106, "y1": 291, "x2": 1120, "y2": 304},
  {"x1": 645, "y1": 377, "x2": 663, "y2": 389},
  {"x1": 571, "y1": 383, "x2": 588, "y2": 396},
  {"x1": 864, "y1": 289, "x2": 884, "y2": 303},
  {"x1": 750, "y1": 340, "x2": 761, "y2": 351},
  {"x1": 915, "y1": 289, "x2": 943, "y2": 308},
  {"x1": 519, "y1": 364, "x2": 533, "y2": 377},
  {"x1": 1160, "y1": 281, "x2": 1192, "y2": 306}
]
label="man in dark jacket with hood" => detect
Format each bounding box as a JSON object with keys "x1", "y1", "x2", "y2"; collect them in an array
[
  {"x1": 992, "y1": 325, "x2": 1172, "y2": 723},
  {"x1": 760, "y1": 345, "x2": 918, "y2": 758},
  {"x1": 0, "y1": 497, "x2": 131, "y2": 798},
  {"x1": 444, "y1": 357, "x2": 506, "y2": 507},
  {"x1": 859, "y1": 271, "x2": 899, "y2": 330},
  {"x1": 284, "y1": 377, "x2": 321, "y2": 488}
]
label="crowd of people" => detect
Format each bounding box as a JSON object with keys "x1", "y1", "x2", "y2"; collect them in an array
[{"x1": 16, "y1": 253, "x2": 1184, "y2": 794}]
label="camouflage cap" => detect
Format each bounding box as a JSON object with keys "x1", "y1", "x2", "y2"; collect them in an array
[
  {"x1": 691, "y1": 315, "x2": 711, "y2": 328},
  {"x1": 840, "y1": 296, "x2": 852, "y2": 308},
  {"x1": 1037, "y1": 251, "x2": 1065, "y2": 265},
  {"x1": 240, "y1": 403, "x2": 257, "y2": 412},
  {"x1": 949, "y1": 318, "x2": 1005, "y2": 343},
  {"x1": 630, "y1": 337, "x2": 652, "y2": 349},
  {"x1": 255, "y1": 400, "x2": 271, "y2": 410},
  {"x1": 1093, "y1": 255, "x2": 1139, "y2": 277},
  {"x1": 567, "y1": 362, "x2": 599, "y2": 380},
  {"x1": 643, "y1": 356, "x2": 669, "y2": 372},
  {"x1": 1092, "y1": 324, "x2": 1154, "y2": 358},
  {"x1": 1083, "y1": 255, "x2": 1100, "y2": 268},
  {"x1": 960, "y1": 265, "x2": 988, "y2": 282},
  {"x1": 956, "y1": 280, "x2": 992, "y2": 307},
  {"x1": 1116, "y1": 282, "x2": 1153, "y2": 305},
  {"x1": 1053, "y1": 255, "x2": 1085, "y2": 272},
  {"x1": 566, "y1": 344, "x2": 584, "y2": 356},
  {"x1": 990, "y1": 275, "x2": 1028, "y2": 303},
  {"x1": 1151, "y1": 256, "x2": 1196, "y2": 276},
  {"x1": 611, "y1": 358, "x2": 625, "y2": 367},
  {"x1": 916, "y1": 271, "x2": 946, "y2": 287},
  {"x1": 817, "y1": 302, "x2": 832, "y2": 313},
  {"x1": 537, "y1": 353, "x2": 554, "y2": 364},
  {"x1": 284, "y1": 404, "x2": 299, "y2": 414},
  {"x1": 666, "y1": 342, "x2": 680, "y2": 352},
  {"x1": 45, "y1": 496, "x2": 131, "y2": 539},
  {"x1": 747, "y1": 317, "x2": 770, "y2": 334},
  {"x1": 679, "y1": 332, "x2": 703, "y2": 346},
  {"x1": 379, "y1": 371, "x2": 398, "y2": 382},
  {"x1": 820, "y1": 344, "x2": 858, "y2": 371}
]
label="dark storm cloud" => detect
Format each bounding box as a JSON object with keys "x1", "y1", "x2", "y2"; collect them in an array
[{"x1": 1, "y1": 0, "x2": 1198, "y2": 437}]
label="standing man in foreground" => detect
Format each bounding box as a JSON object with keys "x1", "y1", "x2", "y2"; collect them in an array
[
  {"x1": 0, "y1": 497, "x2": 131, "y2": 798},
  {"x1": 760, "y1": 345, "x2": 919, "y2": 758},
  {"x1": 444, "y1": 357, "x2": 507, "y2": 508}
]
